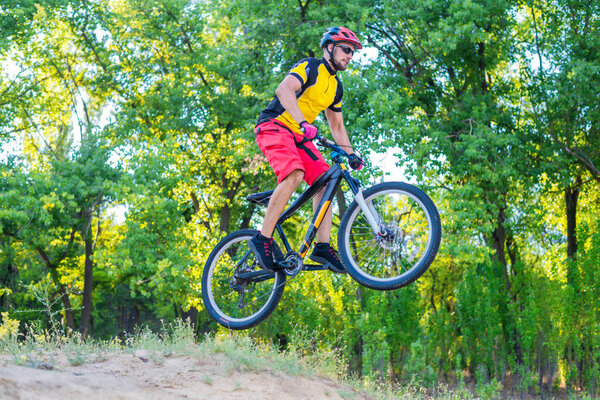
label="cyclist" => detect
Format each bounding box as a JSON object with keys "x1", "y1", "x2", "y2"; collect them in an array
[{"x1": 249, "y1": 26, "x2": 364, "y2": 273}]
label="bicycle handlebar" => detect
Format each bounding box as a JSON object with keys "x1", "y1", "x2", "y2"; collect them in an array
[{"x1": 315, "y1": 135, "x2": 350, "y2": 158}]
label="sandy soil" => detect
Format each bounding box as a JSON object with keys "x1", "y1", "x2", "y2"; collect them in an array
[{"x1": 0, "y1": 351, "x2": 369, "y2": 400}]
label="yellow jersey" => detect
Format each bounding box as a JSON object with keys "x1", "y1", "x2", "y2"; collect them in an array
[{"x1": 256, "y1": 57, "x2": 343, "y2": 134}]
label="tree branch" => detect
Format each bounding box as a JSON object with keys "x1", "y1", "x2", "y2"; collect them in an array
[
  {"x1": 549, "y1": 121, "x2": 600, "y2": 183},
  {"x1": 366, "y1": 33, "x2": 405, "y2": 76},
  {"x1": 161, "y1": 5, "x2": 211, "y2": 88},
  {"x1": 529, "y1": 4, "x2": 545, "y2": 81}
]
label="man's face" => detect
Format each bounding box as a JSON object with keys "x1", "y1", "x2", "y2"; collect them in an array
[{"x1": 329, "y1": 41, "x2": 356, "y2": 71}]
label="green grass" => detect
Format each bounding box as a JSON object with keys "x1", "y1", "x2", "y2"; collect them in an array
[
  {"x1": 0, "y1": 318, "x2": 590, "y2": 399},
  {"x1": 0, "y1": 317, "x2": 460, "y2": 399}
]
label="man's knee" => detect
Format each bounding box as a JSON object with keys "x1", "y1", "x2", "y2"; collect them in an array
[{"x1": 283, "y1": 169, "x2": 305, "y2": 188}]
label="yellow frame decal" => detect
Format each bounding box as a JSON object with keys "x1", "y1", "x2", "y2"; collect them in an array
[{"x1": 314, "y1": 200, "x2": 331, "y2": 228}]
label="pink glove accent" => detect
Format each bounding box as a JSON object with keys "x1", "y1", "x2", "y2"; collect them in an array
[{"x1": 299, "y1": 121, "x2": 318, "y2": 140}]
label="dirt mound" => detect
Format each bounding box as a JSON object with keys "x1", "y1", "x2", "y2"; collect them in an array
[{"x1": 0, "y1": 351, "x2": 367, "y2": 400}]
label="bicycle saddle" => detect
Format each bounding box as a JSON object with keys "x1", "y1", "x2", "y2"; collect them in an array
[{"x1": 246, "y1": 189, "x2": 274, "y2": 205}]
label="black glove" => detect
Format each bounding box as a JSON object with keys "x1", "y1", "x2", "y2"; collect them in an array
[{"x1": 348, "y1": 154, "x2": 364, "y2": 170}]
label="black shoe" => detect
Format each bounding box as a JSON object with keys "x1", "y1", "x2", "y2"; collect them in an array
[
  {"x1": 309, "y1": 243, "x2": 347, "y2": 274},
  {"x1": 248, "y1": 233, "x2": 275, "y2": 272}
]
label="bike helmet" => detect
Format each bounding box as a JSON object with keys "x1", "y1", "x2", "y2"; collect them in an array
[{"x1": 320, "y1": 26, "x2": 363, "y2": 50}]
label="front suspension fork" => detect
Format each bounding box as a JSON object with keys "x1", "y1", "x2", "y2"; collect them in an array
[
  {"x1": 343, "y1": 169, "x2": 385, "y2": 236},
  {"x1": 353, "y1": 187, "x2": 385, "y2": 235}
]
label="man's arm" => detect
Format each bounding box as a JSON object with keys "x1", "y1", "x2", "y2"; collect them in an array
[
  {"x1": 325, "y1": 108, "x2": 353, "y2": 151},
  {"x1": 275, "y1": 75, "x2": 305, "y2": 126}
]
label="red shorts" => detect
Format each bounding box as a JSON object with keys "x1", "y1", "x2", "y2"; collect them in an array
[{"x1": 255, "y1": 120, "x2": 329, "y2": 185}]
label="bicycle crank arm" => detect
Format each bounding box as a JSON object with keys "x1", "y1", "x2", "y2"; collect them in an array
[{"x1": 354, "y1": 188, "x2": 384, "y2": 235}]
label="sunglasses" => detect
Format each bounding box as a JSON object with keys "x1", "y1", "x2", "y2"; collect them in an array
[{"x1": 337, "y1": 44, "x2": 355, "y2": 56}]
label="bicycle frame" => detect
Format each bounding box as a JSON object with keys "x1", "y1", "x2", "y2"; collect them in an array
[
  {"x1": 274, "y1": 162, "x2": 360, "y2": 260},
  {"x1": 242, "y1": 136, "x2": 385, "y2": 276}
]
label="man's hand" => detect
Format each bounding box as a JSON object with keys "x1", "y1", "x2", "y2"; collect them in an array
[
  {"x1": 299, "y1": 121, "x2": 318, "y2": 140},
  {"x1": 348, "y1": 154, "x2": 364, "y2": 170}
]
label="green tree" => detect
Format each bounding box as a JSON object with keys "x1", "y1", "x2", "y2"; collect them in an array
[
  {"x1": 521, "y1": 0, "x2": 600, "y2": 393},
  {"x1": 1, "y1": 3, "x2": 123, "y2": 337}
]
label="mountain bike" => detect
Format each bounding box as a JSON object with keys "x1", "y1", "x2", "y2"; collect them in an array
[{"x1": 201, "y1": 135, "x2": 441, "y2": 330}]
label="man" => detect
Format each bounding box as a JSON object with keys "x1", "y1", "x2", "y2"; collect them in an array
[{"x1": 249, "y1": 26, "x2": 364, "y2": 273}]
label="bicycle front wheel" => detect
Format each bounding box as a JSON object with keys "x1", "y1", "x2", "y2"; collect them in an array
[
  {"x1": 201, "y1": 229, "x2": 286, "y2": 330},
  {"x1": 338, "y1": 182, "x2": 441, "y2": 291}
]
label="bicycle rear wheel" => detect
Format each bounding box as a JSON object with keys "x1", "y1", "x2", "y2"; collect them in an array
[
  {"x1": 202, "y1": 229, "x2": 286, "y2": 329},
  {"x1": 338, "y1": 182, "x2": 441, "y2": 290}
]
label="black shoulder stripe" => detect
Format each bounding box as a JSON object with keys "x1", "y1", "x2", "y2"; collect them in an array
[
  {"x1": 290, "y1": 72, "x2": 304, "y2": 85},
  {"x1": 328, "y1": 77, "x2": 343, "y2": 111}
]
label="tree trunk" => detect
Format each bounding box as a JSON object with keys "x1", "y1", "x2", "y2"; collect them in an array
[
  {"x1": 491, "y1": 208, "x2": 511, "y2": 291},
  {"x1": 182, "y1": 306, "x2": 199, "y2": 329},
  {"x1": 1, "y1": 260, "x2": 18, "y2": 310},
  {"x1": 219, "y1": 204, "x2": 231, "y2": 233},
  {"x1": 565, "y1": 176, "x2": 581, "y2": 297},
  {"x1": 80, "y1": 234, "x2": 94, "y2": 338},
  {"x1": 491, "y1": 207, "x2": 525, "y2": 367},
  {"x1": 34, "y1": 247, "x2": 77, "y2": 331},
  {"x1": 58, "y1": 284, "x2": 76, "y2": 331},
  {"x1": 565, "y1": 176, "x2": 580, "y2": 260},
  {"x1": 478, "y1": 42, "x2": 488, "y2": 94}
]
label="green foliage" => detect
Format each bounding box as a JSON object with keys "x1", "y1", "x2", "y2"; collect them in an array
[
  {"x1": 0, "y1": 311, "x2": 20, "y2": 349},
  {"x1": 404, "y1": 339, "x2": 436, "y2": 388}
]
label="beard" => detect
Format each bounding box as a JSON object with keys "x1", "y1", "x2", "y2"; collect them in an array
[{"x1": 334, "y1": 58, "x2": 349, "y2": 71}]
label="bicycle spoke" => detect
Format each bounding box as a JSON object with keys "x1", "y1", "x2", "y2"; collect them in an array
[
  {"x1": 361, "y1": 244, "x2": 383, "y2": 274},
  {"x1": 350, "y1": 238, "x2": 379, "y2": 244},
  {"x1": 343, "y1": 187, "x2": 436, "y2": 282},
  {"x1": 352, "y1": 239, "x2": 377, "y2": 260}
]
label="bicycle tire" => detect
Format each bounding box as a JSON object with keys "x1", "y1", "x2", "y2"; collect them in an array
[
  {"x1": 201, "y1": 229, "x2": 286, "y2": 330},
  {"x1": 338, "y1": 182, "x2": 441, "y2": 290}
]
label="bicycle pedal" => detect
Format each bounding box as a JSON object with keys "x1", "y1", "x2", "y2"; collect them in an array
[{"x1": 303, "y1": 264, "x2": 329, "y2": 271}]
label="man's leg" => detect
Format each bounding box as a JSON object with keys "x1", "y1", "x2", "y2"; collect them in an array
[
  {"x1": 249, "y1": 169, "x2": 304, "y2": 271},
  {"x1": 261, "y1": 169, "x2": 304, "y2": 237},
  {"x1": 310, "y1": 180, "x2": 346, "y2": 273},
  {"x1": 313, "y1": 187, "x2": 333, "y2": 243},
  {"x1": 294, "y1": 138, "x2": 344, "y2": 273}
]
